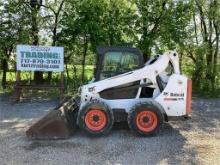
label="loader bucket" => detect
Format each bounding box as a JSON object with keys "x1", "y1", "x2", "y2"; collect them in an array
[{"x1": 26, "y1": 97, "x2": 79, "y2": 139}]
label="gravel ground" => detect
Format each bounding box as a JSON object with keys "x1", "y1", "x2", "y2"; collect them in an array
[{"x1": 0, "y1": 95, "x2": 220, "y2": 165}]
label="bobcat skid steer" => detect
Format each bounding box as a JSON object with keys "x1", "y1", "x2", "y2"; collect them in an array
[{"x1": 26, "y1": 46, "x2": 192, "y2": 139}]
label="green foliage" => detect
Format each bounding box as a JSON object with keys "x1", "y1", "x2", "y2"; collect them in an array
[
  {"x1": 135, "y1": 0, "x2": 193, "y2": 54},
  {"x1": 58, "y1": 0, "x2": 137, "y2": 60},
  {"x1": 0, "y1": 0, "x2": 219, "y2": 97}
]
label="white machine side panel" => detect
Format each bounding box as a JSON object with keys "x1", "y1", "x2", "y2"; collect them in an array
[
  {"x1": 100, "y1": 98, "x2": 151, "y2": 113},
  {"x1": 83, "y1": 52, "x2": 172, "y2": 93},
  {"x1": 155, "y1": 74, "x2": 187, "y2": 116}
]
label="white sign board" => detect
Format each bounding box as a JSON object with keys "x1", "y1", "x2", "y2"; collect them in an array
[{"x1": 16, "y1": 45, "x2": 64, "y2": 72}]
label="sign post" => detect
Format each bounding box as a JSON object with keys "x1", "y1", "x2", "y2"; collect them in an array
[{"x1": 12, "y1": 45, "x2": 65, "y2": 102}]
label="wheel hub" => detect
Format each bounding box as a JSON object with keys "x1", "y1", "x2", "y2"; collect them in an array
[
  {"x1": 93, "y1": 115, "x2": 100, "y2": 122},
  {"x1": 85, "y1": 109, "x2": 107, "y2": 131},
  {"x1": 142, "y1": 116, "x2": 149, "y2": 123},
  {"x1": 136, "y1": 110, "x2": 158, "y2": 132}
]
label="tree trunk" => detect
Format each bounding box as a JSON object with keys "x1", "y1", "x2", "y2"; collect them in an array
[
  {"x1": 1, "y1": 46, "x2": 12, "y2": 89},
  {"x1": 211, "y1": 20, "x2": 219, "y2": 92},
  {"x1": 1, "y1": 59, "x2": 8, "y2": 89},
  {"x1": 193, "y1": 13, "x2": 199, "y2": 44},
  {"x1": 47, "y1": 21, "x2": 57, "y2": 82},
  {"x1": 47, "y1": 23, "x2": 57, "y2": 82},
  {"x1": 31, "y1": 0, "x2": 44, "y2": 84},
  {"x1": 46, "y1": 0, "x2": 65, "y2": 82},
  {"x1": 65, "y1": 64, "x2": 69, "y2": 85},
  {"x1": 73, "y1": 65, "x2": 77, "y2": 90},
  {"x1": 143, "y1": 47, "x2": 151, "y2": 62},
  {"x1": 47, "y1": 72, "x2": 52, "y2": 83},
  {"x1": 179, "y1": 51, "x2": 183, "y2": 73},
  {"x1": 82, "y1": 34, "x2": 88, "y2": 83}
]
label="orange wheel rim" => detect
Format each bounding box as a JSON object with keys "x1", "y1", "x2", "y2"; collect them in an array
[
  {"x1": 136, "y1": 110, "x2": 158, "y2": 132},
  {"x1": 85, "y1": 109, "x2": 107, "y2": 131}
]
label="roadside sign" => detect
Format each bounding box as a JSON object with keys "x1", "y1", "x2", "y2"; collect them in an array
[{"x1": 16, "y1": 45, "x2": 64, "y2": 72}]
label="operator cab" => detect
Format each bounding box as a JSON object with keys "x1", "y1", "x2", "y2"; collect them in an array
[
  {"x1": 93, "y1": 46, "x2": 174, "y2": 97},
  {"x1": 94, "y1": 46, "x2": 144, "y2": 81}
]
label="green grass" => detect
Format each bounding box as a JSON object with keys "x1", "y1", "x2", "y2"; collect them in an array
[
  {"x1": 65, "y1": 65, "x2": 94, "y2": 81},
  {"x1": 0, "y1": 65, "x2": 94, "y2": 82},
  {"x1": 0, "y1": 65, "x2": 94, "y2": 96}
]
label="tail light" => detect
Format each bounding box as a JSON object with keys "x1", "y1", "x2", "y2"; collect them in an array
[{"x1": 186, "y1": 79, "x2": 192, "y2": 116}]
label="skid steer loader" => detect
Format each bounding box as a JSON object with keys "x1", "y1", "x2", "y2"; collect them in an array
[{"x1": 26, "y1": 46, "x2": 192, "y2": 139}]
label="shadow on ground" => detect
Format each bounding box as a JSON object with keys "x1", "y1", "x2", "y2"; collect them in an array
[{"x1": 23, "y1": 122, "x2": 198, "y2": 165}]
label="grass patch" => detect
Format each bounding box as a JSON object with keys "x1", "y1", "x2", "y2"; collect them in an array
[{"x1": 0, "y1": 65, "x2": 94, "y2": 97}]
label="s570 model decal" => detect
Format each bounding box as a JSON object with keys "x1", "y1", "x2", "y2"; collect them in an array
[{"x1": 164, "y1": 98, "x2": 184, "y2": 101}]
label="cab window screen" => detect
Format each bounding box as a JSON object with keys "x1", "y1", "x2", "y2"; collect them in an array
[
  {"x1": 100, "y1": 51, "x2": 139, "y2": 80},
  {"x1": 165, "y1": 62, "x2": 174, "y2": 75}
]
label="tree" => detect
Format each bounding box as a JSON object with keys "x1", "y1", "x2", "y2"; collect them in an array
[
  {"x1": 59, "y1": 0, "x2": 137, "y2": 82},
  {"x1": 0, "y1": 0, "x2": 31, "y2": 88},
  {"x1": 135, "y1": 0, "x2": 169, "y2": 56},
  {"x1": 41, "y1": 0, "x2": 66, "y2": 81},
  {"x1": 135, "y1": 0, "x2": 192, "y2": 56},
  {"x1": 29, "y1": 0, "x2": 44, "y2": 83},
  {"x1": 181, "y1": 0, "x2": 220, "y2": 93},
  {"x1": 194, "y1": 0, "x2": 219, "y2": 91}
]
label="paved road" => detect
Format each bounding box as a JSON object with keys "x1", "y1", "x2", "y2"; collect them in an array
[{"x1": 0, "y1": 96, "x2": 219, "y2": 165}]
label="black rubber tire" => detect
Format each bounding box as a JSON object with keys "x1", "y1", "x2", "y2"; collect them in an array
[
  {"x1": 77, "y1": 100, "x2": 114, "y2": 136},
  {"x1": 128, "y1": 101, "x2": 164, "y2": 136}
]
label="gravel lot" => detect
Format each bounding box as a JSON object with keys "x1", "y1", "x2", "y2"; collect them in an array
[{"x1": 0, "y1": 95, "x2": 220, "y2": 165}]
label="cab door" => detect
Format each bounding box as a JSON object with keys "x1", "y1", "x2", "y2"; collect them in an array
[{"x1": 94, "y1": 46, "x2": 144, "y2": 81}]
